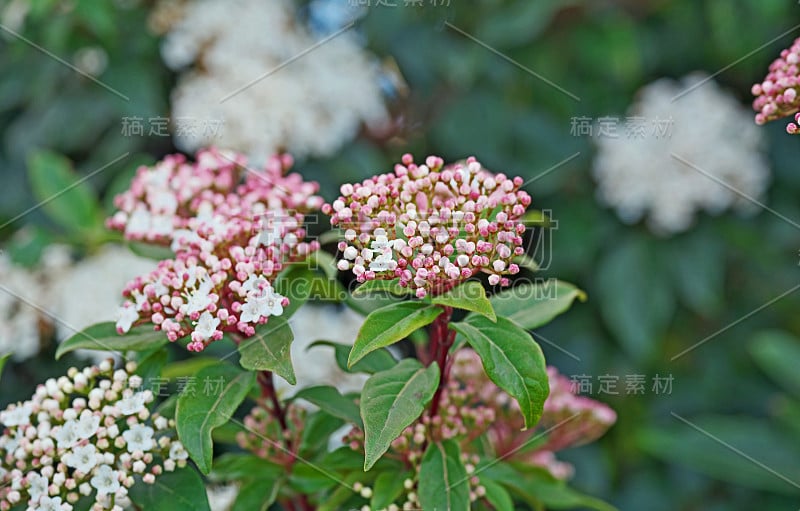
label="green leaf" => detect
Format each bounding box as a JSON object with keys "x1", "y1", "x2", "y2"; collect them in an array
[
  {"x1": 353, "y1": 279, "x2": 413, "y2": 297},
  {"x1": 288, "y1": 463, "x2": 339, "y2": 494},
  {"x1": 27, "y1": 150, "x2": 103, "y2": 233},
  {"x1": 231, "y1": 478, "x2": 280, "y2": 511},
  {"x1": 348, "y1": 302, "x2": 442, "y2": 367},
  {"x1": 176, "y1": 364, "x2": 256, "y2": 474},
  {"x1": 638, "y1": 414, "x2": 800, "y2": 495},
  {"x1": 210, "y1": 454, "x2": 283, "y2": 482},
  {"x1": 596, "y1": 237, "x2": 674, "y2": 360},
  {"x1": 750, "y1": 330, "x2": 800, "y2": 397},
  {"x1": 238, "y1": 317, "x2": 296, "y2": 385},
  {"x1": 666, "y1": 230, "x2": 724, "y2": 315},
  {"x1": 482, "y1": 463, "x2": 617, "y2": 511},
  {"x1": 433, "y1": 280, "x2": 496, "y2": 321},
  {"x1": 361, "y1": 359, "x2": 440, "y2": 470},
  {"x1": 480, "y1": 479, "x2": 514, "y2": 511},
  {"x1": 127, "y1": 241, "x2": 174, "y2": 261},
  {"x1": 308, "y1": 340, "x2": 396, "y2": 374},
  {"x1": 298, "y1": 411, "x2": 344, "y2": 458},
  {"x1": 418, "y1": 440, "x2": 470, "y2": 511},
  {"x1": 451, "y1": 316, "x2": 549, "y2": 429},
  {"x1": 0, "y1": 353, "x2": 10, "y2": 381},
  {"x1": 306, "y1": 250, "x2": 339, "y2": 279},
  {"x1": 293, "y1": 385, "x2": 363, "y2": 427},
  {"x1": 318, "y1": 472, "x2": 368, "y2": 511},
  {"x1": 56, "y1": 322, "x2": 168, "y2": 359},
  {"x1": 134, "y1": 347, "x2": 168, "y2": 383},
  {"x1": 128, "y1": 467, "x2": 210, "y2": 511},
  {"x1": 162, "y1": 357, "x2": 219, "y2": 379},
  {"x1": 371, "y1": 471, "x2": 408, "y2": 509},
  {"x1": 489, "y1": 279, "x2": 585, "y2": 330}
]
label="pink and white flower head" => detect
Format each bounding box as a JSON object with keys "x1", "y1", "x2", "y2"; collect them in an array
[
  {"x1": 0, "y1": 360, "x2": 188, "y2": 511},
  {"x1": 322, "y1": 154, "x2": 531, "y2": 298},
  {"x1": 752, "y1": 37, "x2": 800, "y2": 133},
  {"x1": 449, "y1": 350, "x2": 616, "y2": 480},
  {"x1": 109, "y1": 148, "x2": 323, "y2": 351}
]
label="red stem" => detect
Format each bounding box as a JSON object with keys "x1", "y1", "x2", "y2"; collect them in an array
[
  {"x1": 428, "y1": 306, "x2": 455, "y2": 418},
  {"x1": 258, "y1": 370, "x2": 288, "y2": 432}
]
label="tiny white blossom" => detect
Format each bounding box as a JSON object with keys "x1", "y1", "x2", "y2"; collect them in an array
[
  {"x1": 54, "y1": 421, "x2": 79, "y2": 449},
  {"x1": 26, "y1": 472, "x2": 49, "y2": 502},
  {"x1": 90, "y1": 465, "x2": 120, "y2": 496},
  {"x1": 193, "y1": 311, "x2": 220, "y2": 341},
  {"x1": 0, "y1": 404, "x2": 32, "y2": 427},
  {"x1": 122, "y1": 424, "x2": 155, "y2": 453},
  {"x1": 115, "y1": 303, "x2": 139, "y2": 334},
  {"x1": 117, "y1": 392, "x2": 147, "y2": 416},
  {"x1": 183, "y1": 278, "x2": 214, "y2": 315},
  {"x1": 63, "y1": 444, "x2": 98, "y2": 473},
  {"x1": 75, "y1": 410, "x2": 100, "y2": 439},
  {"x1": 32, "y1": 495, "x2": 69, "y2": 511},
  {"x1": 169, "y1": 442, "x2": 188, "y2": 461}
]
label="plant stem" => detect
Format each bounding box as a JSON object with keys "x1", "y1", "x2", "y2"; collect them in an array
[
  {"x1": 258, "y1": 370, "x2": 288, "y2": 431},
  {"x1": 428, "y1": 306, "x2": 455, "y2": 418}
]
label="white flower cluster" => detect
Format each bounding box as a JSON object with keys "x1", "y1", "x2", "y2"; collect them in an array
[
  {"x1": 154, "y1": 0, "x2": 388, "y2": 159},
  {"x1": 0, "y1": 360, "x2": 188, "y2": 511},
  {"x1": 0, "y1": 244, "x2": 156, "y2": 363},
  {"x1": 0, "y1": 254, "x2": 48, "y2": 361},
  {"x1": 592, "y1": 73, "x2": 770, "y2": 235}
]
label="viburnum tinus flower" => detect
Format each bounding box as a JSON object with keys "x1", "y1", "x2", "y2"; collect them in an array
[
  {"x1": 0, "y1": 360, "x2": 188, "y2": 511},
  {"x1": 451, "y1": 350, "x2": 616, "y2": 480},
  {"x1": 108, "y1": 148, "x2": 323, "y2": 352},
  {"x1": 752, "y1": 36, "x2": 800, "y2": 133},
  {"x1": 322, "y1": 154, "x2": 530, "y2": 298},
  {"x1": 342, "y1": 349, "x2": 616, "y2": 488}
]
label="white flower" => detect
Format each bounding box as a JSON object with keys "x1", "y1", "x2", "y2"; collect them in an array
[
  {"x1": 170, "y1": 229, "x2": 203, "y2": 252},
  {"x1": 240, "y1": 274, "x2": 266, "y2": 295},
  {"x1": 115, "y1": 303, "x2": 139, "y2": 334},
  {"x1": 240, "y1": 286, "x2": 284, "y2": 323},
  {"x1": 169, "y1": 442, "x2": 189, "y2": 461},
  {"x1": 63, "y1": 444, "x2": 98, "y2": 473},
  {"x1": 0, "y1": 403, "x2": 32, "y2": 427},
  {"x1": 368, "y1": 248, "x2": 397, "y2": 272},
  {"x1": 205, "y1": 485, "x2": 238, "y2": 511},
  {"x1": 32, "y1": 495, "x2": 69, "y2": 511},
  {"x1": 125, "y1": 206, "x2": 151, "y2": 237},
  {"x1": 117, "y1": 392, "x2": 147, "y2": 416},
  {"x1": 90, "y1": 465, "x2": 120, "y2": 496},
  {"x1": 122, "y1": 424, "x2": 155, "y2": 453},
  {"x1": 592, "y1": 73, "x2": 769, "y2": 235},
  {"x1": 26, "y1": 472, "x2": 49, "y2": 502},
  {"x1": 183, "y1": 278, "x2": 214, "y2": 315},
  {"x1": 193, "y1": 311, "x2": 220, "y2": 341},
  {"x1": 54, "y1": 421, "x2": 79, "y2": 449},
  {"x1": 75, "y1": 410, "x2": 100, "y2": 439}
]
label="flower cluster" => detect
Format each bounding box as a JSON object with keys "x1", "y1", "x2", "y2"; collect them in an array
[
  {"x1": 450, "y1": 350, "x2": 616, "y2": 479},
  {"x1": 0, "y1": 360, "x2": 188, "y2": 511},
  {"x1": 343, "y1": 350, "x2": 615, "y2": 485},
  {"x1": 751, "y1": 36, "x2": 800, "y2": 132},
  {"x1": 108, "y1": 148, "x2": 323, "y2": 351},
  {"x1": 323, "y1": 154, "x2": 531, "y2": 298},
  {"x1": 236, "y1": 403, "x2": 305, "y2": 466},
  {"x1": 593, "y1": 74, "x2": 769, "y2": 234},
  {"x1": 150, "y1": 0, "x2": 389, "y2": 159}
]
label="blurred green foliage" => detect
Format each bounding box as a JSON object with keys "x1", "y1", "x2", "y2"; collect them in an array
[{"x1": 3, "y1": 0, "x2": 800, "y2": 509}]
